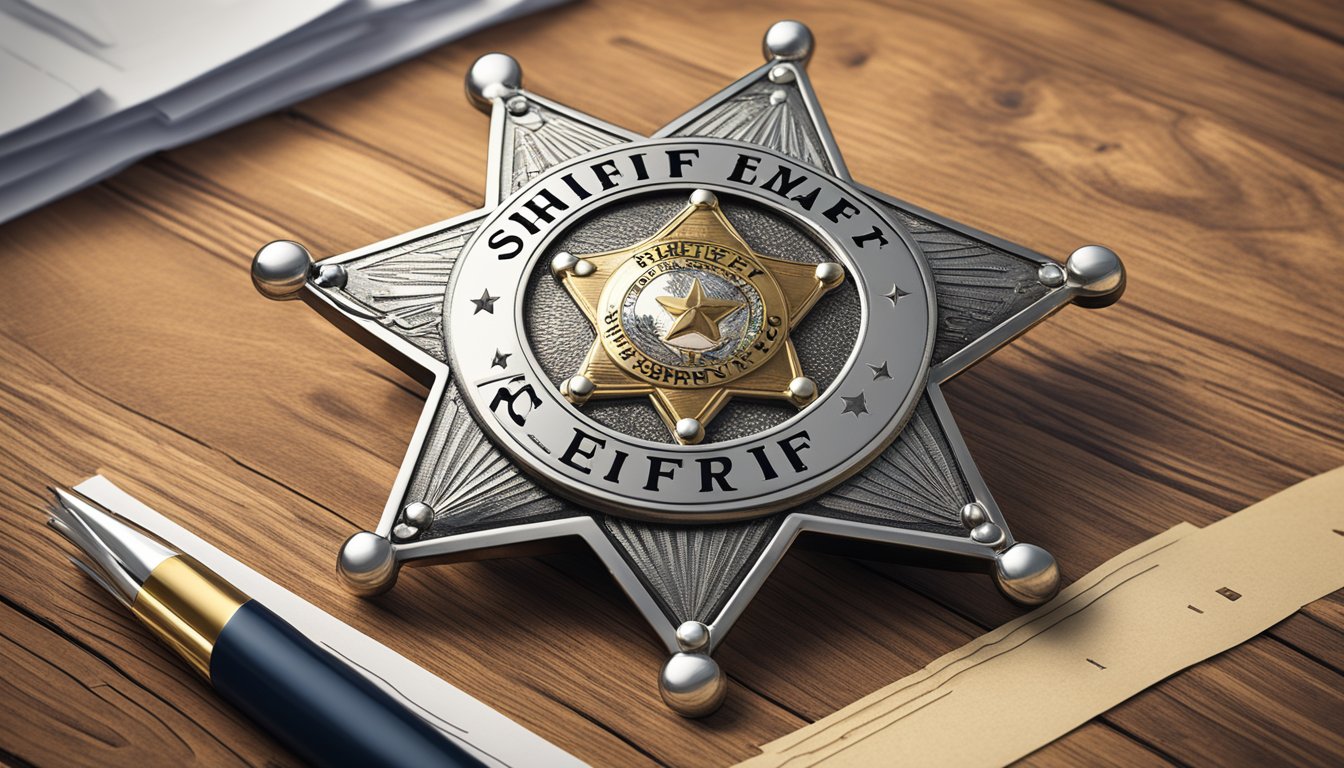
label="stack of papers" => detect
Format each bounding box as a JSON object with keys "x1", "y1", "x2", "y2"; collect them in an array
[{"x1": 0, "y1": 0, "x2": 566, "y2": 225}]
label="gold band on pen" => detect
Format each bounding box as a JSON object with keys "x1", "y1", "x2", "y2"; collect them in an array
[{"x1": 131, "y1": 555, "x2": 248, "y2": 678}]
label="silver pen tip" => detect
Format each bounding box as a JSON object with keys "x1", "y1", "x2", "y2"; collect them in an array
[{"x1": 47, "y1": 487, "x2": 177, "y2": 603}]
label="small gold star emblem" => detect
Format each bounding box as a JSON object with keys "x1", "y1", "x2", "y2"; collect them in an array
[
  {"x1": 553, "y1": 190, "x2": 845, "y2": 444},
  {"x1": 656, "y1": 278, "x2": 743, "y2": 345}
]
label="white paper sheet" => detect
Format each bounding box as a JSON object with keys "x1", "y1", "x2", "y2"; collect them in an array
[{"x1": 0, "y1": 0, "x2": 564, "y2": 223}]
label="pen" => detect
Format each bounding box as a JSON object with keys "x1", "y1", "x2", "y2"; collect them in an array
[{"x1": 47, "y1": 488, "x2": 484, "y2": 768}]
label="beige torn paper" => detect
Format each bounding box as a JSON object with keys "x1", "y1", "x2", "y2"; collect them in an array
[{"x1": 738, "y1": 467, "x2": 1344, "y2": 768}]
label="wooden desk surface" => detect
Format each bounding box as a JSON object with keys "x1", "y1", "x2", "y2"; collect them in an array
[{"x1": 2, "y1": 1, "x2": 1342, "y2": 765}]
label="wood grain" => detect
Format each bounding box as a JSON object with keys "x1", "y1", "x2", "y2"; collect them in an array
[{"x1": 1, "y1": 1, "x2": 1341, "y2": 765}]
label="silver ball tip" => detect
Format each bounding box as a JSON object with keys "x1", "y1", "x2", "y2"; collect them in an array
[
  {"x1": 1066, "y1": 245, "x2": 1125, "y2": 308},
  {"x1": 466, "y1": 52, "x2": 523, "y2": 110},
  {"x1": 659, "y1": 653, "x2": 727, "y2": 717},
  {"x1": 763, "y1": 20, "x2": 814, "y2": 63},
  {"x1": 252, "y1": 240, "x2": 313, "y2": 301},
  {"x1": 994, "y1": 543, "x2": 1061, "y2": 606},
  {"x1": 337, "y1": 531, "x2": 398, "y2": 596}
]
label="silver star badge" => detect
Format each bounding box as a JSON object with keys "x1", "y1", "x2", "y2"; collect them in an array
[{"x1": 251, "y1": 20, "x2": 1124, "y2": 716}]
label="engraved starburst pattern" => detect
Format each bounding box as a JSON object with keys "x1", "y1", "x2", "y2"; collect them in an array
[
  {"x1": 602, "y1": 516, "x2": 780, "y2": 622},
  {"x1": 808, "y1": 398, "x2": 968, "y2": 534},
  {"x1": 501, "y1": 102, "x2": 632, "y2": 197},
  {"x1": 406, "y1": 382, "x2": 569, "y2": 537},
  {"x1": 672, "y1": 80, "x2": 830, "y2": 172},
  {"x1": 336, "y1": 220, "x2": 481, "y2": 361},
  {"x1": 882, "y1": 205, "x2": 1051, "y2": 364}
]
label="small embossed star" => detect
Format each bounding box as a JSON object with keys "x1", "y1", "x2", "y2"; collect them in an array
[
  {"x1": 884, "y1": 284, "x2": 909, "y2": 306},
  {"x1": 471, "y1": 288, "x2": 498, "y2": 314},
  {"x1": 841, "y1": 392, "x2": 868, "y2": 416}
]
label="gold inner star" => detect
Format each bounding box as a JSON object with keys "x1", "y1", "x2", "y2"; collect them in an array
[{"x1": 553, "y1": 191, "x2": 844, "y2": 444}]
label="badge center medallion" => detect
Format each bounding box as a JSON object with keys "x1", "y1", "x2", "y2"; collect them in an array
[
  {"x1": 571, "y1": 193, "x2": 843, "y2": 440},
  {"x1": 613, "y1": 248, "x2": 768, "y2": 381},
  {"x1": 446, "y1": 140, "x2": 937, "y2": 522}
]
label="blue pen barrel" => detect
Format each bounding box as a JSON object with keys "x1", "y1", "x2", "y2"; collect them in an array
[{"x1": 210, "y1": 601, "x2": 481, "y2": 768}]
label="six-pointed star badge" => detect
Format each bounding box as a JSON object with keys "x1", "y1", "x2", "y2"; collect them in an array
[{"x1": 251, "y1": 20, "x2": 1124, "y2": 716}]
